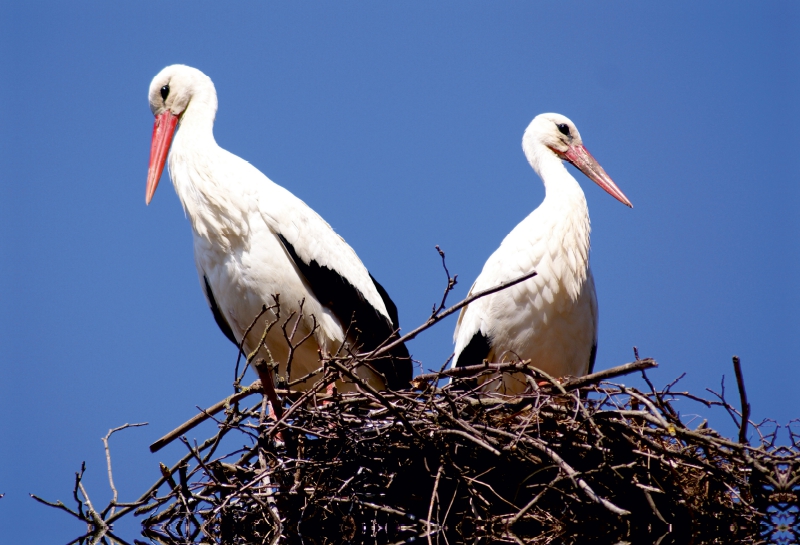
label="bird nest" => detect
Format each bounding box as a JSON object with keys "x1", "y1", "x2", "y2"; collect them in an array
[
  {"x1": 36, "y1": 355, "x2": 800, "y2": 545},
  {"x1": 30, "y1": 267, "x2": 800, "y2": 544}
]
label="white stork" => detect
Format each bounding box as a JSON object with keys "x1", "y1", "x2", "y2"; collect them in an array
[
  {"x1": 145, "y1": 64, "x2": 411, "y2": 392},
  {"x1": 452, "y1": 113, "x2": 631, "y2": 393}
]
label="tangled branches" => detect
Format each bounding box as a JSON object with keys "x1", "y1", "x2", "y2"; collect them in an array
[
  {"x1": 30, "y1": 258, "x2": 800, "y2": 544},
  {"x1": 39, "y1": 351, "x2": 799, "y2": 544},
  {"x1": 117, "y1": 355, "x2": 794, "y2": 545}
]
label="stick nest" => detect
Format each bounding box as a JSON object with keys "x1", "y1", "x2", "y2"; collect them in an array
[
  {"x1": 31, "y1": 274, "x2": 800, "y2": 544},
  {"x1": 125, "y1": 358, "x2": 797, "y2": 544}
]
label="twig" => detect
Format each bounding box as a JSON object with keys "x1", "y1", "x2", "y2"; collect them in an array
[
  {"x1": 29, "y1": 494, "x2": 82, "y2": 519},
  {"x1": 367, "y1": 269, "x2": 537, "y2": 358},
  {"x1": 102, "y1": 422, "x2": 148, "y2": 518},
  {"x1": 108, "y1": 434, "x2": 220, "y2": 524},
  {"x1": 150, "y1": 381, "x2": 263, "y2": 453},
  {"x1": 427, "y1": 464, "x2": 444, "y2": 545},
  {"x1": 234, "y1": 303, "x2": 272, "y2": 386},
  {"x1": 732, "y1": 356, "x2": 750, "y2": 445},
  {"x1": 559, "y1": 359, "x2": 657, "y2": 390},
  {"x1": 433, "y1": 429, "x2": 500, "y2": 456},
  {"x1": 282, "y1": 301, "x2": 317, "y2": 389},
  {"x1": 431, "y1": 245, "x2": 458, "y2": 318}
]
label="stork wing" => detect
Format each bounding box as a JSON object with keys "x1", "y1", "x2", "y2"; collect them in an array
[
  {"x1": 452, "y1": 280, "x2": 494, "y2": 368},
  {"x1": 201, "y1": 274, "x2": 238, "y2": 346},
  {"x1": 259, "y1": 185, "x2": 411, "y2": 389}
]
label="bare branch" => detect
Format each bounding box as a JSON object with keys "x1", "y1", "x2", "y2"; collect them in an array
[
  {"x1": 367, "y1": 269, "x2": 537, "y2": 359},
  {"x1": 102, "y1": 422, "x2": 148, "y2": 518},
  {"x1": 732, "y1": 356, "x2": 751, "y2": 445}
]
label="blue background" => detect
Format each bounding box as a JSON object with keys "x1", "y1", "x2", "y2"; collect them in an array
[{"x1": 1, "y1": 2, "x2": 798, "y2": 542}]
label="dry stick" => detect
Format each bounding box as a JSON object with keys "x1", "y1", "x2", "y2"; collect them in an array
[
  {"x1": 414, "y1": 361, "x2": 543, "y2": 383},
  {"x1": 150, "y1": 381, "x2": 264, "y2": 453},
  {"x1": 706, "y1": 380, "x2": 744, "y2": 430},
  {"x1": 64, "y1": 530, "x2": 135, "y2": 545},
  {"x1": 80, "y1": 530, "x2": 130, "y2": 545},
  {"x1": 613, "y1": 408, "x2": 761, "y2": 462},
  {"x1": 508, "y1": 487, "x2": 549, "y2": 525},
  {"x1": 202, "y1": 402, "x2": 248, "y2": 463},
  {"x1": 281, "y1": 306, "x2": 303, "y2": 384},
  {"x1": 238, "y1": 296, "x2": 282, "y2": 389},
  {"x1": 433, "y1": 429, "x2": 500, "y2": 456},
  {"x1": 416, "y1": 358, "x2": 655, "y2": 388},
  {"x1": 367, "y1": 270, "x2": 538, "y2": 359},
  {"x1": 732, "y1": 356, "x2": 751, "y2": 445},
  {"x1": 283, "y1": 308, "x2": 318, "y2": 390},
  {"x1": 72, "y1": 464, "x2": 86, "y2": 519},
  {"x1": 559, "y1": 359, "x2": 657, "y2": 391},
  {"x1": 642, "y1": 487, "x2": 669, "y2": 525},
  {"x1": 178, "y1": 438, "x2": 225, "y2": 500},
  {"x1": 29, "y1": 495, "x2": 82, "y2": 519},
  {"x1": 424, "y1": 394, "x2": 505, "y2": 456},
  {"x1": 102, "y1": 422, "x2": 148, "y2": 518},
  {"x1": 234, "y1": 303, "x2": 272, "y2": 385},
  {"x1": 431, "y1": 245, "x2": 458, "y2": 317},
  {"x1": 279, "y1": 303, "x2": 319, "y2": 390},
  {"x1": 427, "y1": 464, "x2": 444, "y2": 545},
  {"x1": 158, "y1": 462, "x2": 203, "y2": 531},
  {"x1": 640, "y1": 368, "x2": 682, "y2": 426},
  {"x1": 77, "y1": 481, "x2": 106, "y2": 533},
  {"x1": 61, "y1": 462, "x2": 106, "y2": 531},
  {"x1": 108, "y1": 434, "x2": 219, "y2": 524},
  {"x1": 287, "y1": 364, "x2": 325, "y2": 387}
]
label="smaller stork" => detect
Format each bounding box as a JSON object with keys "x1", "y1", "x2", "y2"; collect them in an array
[{"x1": 452, "y1": 113, "x2": 632, "y2": 393}]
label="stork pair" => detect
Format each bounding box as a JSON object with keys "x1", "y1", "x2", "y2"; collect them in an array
[{"x1": 145, "y1": 65, "x2": 632, "y2": 395}]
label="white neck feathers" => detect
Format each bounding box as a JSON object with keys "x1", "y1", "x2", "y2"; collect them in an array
[
  {"x1": 168, "y1": 89, "x2": 250, "y2": 246},
  {"x1": 524, "y1": 142, "x2": 592, "y2": 300}
]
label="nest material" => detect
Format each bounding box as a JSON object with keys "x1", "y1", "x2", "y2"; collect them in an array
[
  {"x1": 29, "y1": 274, "x2": 800, "y2": 544},
  {"x1": 128, "y1": 358, "x2": 798, "y2": 545}
]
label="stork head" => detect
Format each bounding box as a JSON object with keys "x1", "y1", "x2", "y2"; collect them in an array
[
  {"x1": 523, "y1": 113, "x2": 632, "y2": 208},
  {"x1": 146, "y1": 65, "x2": 217, "y2": 205}
]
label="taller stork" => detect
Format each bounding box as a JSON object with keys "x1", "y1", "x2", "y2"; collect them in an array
[
  {"x1": 145, "y1": 64, "x2": 411, "y2": 391},
  {"x1": 452, "y1": 113, "x2": 631, "y2": 393}
]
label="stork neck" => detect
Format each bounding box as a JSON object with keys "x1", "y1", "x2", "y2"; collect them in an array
[
  {"x1": 527, "y1": 146, "x2": 592, "y2": 275},
  {"x1": 174, "y1": 89, "x2": 218, "y2": 150},
  {"x1": 167, "y1": 94, "x2": 253, "y2": 246},
  {"x1": 529, "y1": 148, "x2": 586, "y2": 207}
]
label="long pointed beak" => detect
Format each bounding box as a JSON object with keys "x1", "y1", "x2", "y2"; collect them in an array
[
  {"x1": 563, "y1": 144, "x2": 632, "y2": 208},
  {"x1": 146, "y1": 111, "x2": 179, "y2": 205}
]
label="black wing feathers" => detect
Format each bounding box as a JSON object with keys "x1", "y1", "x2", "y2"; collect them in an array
[
  {"x1": 455, "y1": 330, "x2": 492, "y2": 368},
  {"x1": 588, "y1": 342, "x2": 598, "y2": 375},
  {"x1": 203, "y1": 275, "x2": 238, "y2": 346},
  {"x1": 278, "y1": 234, "x2": 411, "y2": 389},
  {"x1": 368, "y1": 273, "x2": 400, "y2": 329}
]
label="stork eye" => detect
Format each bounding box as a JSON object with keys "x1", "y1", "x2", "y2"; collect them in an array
[
  {"x1": 557, "y1": 123, "x2": 571, "y2": 136},
  {"x1": 160, "y1": 85, "x2": 170, "y2": 101}
]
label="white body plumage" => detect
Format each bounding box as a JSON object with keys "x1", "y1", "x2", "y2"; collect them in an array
[
  {"x1": 452, "y1": 113, "x2": 631, "y2": 393},
  {"x1": 146, "y1": 65, "x2": 410, "y2": 391}
]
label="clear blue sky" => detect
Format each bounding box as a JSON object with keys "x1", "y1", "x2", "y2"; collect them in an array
[{"x1": 1, "y1": 2, "x2": 798, "y2": 542}]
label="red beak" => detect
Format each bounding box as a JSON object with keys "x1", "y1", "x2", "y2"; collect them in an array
[
  {"x1": 563, "y1": 144, "x2": 632, "y2": 208},
  {"x1": 146, "y1": 111, "x2": 179, "y2": 205}
]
